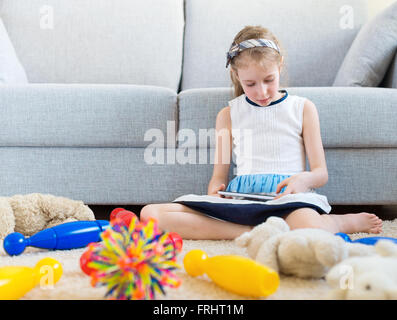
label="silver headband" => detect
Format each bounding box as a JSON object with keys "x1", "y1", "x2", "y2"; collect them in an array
[{"x1": 226, "y1": 38, "x2": 280, "y2": 68}]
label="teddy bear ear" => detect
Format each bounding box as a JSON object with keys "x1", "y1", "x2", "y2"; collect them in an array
[
  {"x1": 234, "y1": 231, "x2": 251, "y2": 247},
  {"x1": 254, "y1": 234, "x2": 283, "y2": 273},
  {"x1": 314, "y1": 236, "x2": 348, "y2": 267},
  {"x1": 346, "y1": 242, "x2": 376, "y2": 257},
  {"x1": 375, "y1": 240, "x2": 397, "y2": 257},
  {"x1": 266, "y1": 217, "x2": 290, "y2": 232}
]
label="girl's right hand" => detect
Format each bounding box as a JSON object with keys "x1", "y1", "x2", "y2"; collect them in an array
[{"x1": 208, "y1": 184, "x2": 232, "y2": 198}]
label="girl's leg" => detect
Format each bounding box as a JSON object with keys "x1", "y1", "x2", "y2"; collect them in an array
[
  {"x1": 140, "y1": 203, "x2": 252, "y2": 240},
  {"x1": 284, "y1": 208, "x2": 383, "y2": 234}
]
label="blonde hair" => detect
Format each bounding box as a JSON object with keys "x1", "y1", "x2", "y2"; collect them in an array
[{"x1": 229, "y1": 26, "x2": 287, "y2": 97}]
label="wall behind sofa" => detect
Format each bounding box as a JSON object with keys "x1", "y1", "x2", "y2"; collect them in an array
[{"x1": 368, "y1": 0, "x2": 396, "y2": 18}]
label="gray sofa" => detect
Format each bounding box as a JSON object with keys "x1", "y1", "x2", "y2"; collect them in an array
[{"x1": 0, "y1": 0, "x2": 396, "y2": 206}]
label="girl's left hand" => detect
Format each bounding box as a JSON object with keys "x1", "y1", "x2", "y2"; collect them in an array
[{"x1": 274, "y1": 172, "x2": 312, "y2": 199}]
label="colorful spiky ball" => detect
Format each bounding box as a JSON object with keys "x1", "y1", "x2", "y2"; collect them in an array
[{"x1": 85, "y1": 215, "x2": 181, "y2": 300}]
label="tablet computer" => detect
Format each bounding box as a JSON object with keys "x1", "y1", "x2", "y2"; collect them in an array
[{"x1": 217, "y1": 191, "x2": 277, "y2": 201}]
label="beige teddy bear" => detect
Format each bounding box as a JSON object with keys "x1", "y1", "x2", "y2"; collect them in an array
[
  {"x1": 326, "y1": 240, "x2": 397, "y2": 299},
  {"x1": 235, "y1": 216, "x2": 374, "y2": 279},
  {"x1": 0, "y1": 193, "x2": 95, "y2": 239}
]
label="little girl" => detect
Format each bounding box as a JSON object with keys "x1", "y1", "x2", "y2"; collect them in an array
[{"x1": 141, "y1": 26, "x2": 382, "y2": 240}]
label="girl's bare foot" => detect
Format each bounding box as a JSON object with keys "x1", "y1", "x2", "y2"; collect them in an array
[{"x1": 330, "y1": 212, "x2": 383, "y2": 234}]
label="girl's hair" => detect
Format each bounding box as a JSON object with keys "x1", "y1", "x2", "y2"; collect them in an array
[{"x1": 229, "y1": 26, "x2": 287, "y2": 97}]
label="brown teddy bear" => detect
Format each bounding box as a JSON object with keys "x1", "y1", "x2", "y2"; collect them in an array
[{"x1": 0, "y1": 193, "x2": 95, "y2": 239}]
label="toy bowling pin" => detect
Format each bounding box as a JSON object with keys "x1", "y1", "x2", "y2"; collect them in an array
[
  {"x1": 0, "y1": 257, "x2": 63, "y2": 299},
  {"x1": 3, "y1": 220, "x2": 110, "y2": 256},
  {"x1": 183, "y1": 249, "x2": 279, "y2": 297},
  {"x1": 110, "y1": 208, "x2": 137, "y2": 226}
]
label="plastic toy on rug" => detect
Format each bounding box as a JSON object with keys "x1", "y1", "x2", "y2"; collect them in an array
[
  {"x1": 110, "y1": 208, "x2": 183, "y2": 253},
  {"x1": 83, "y1": 215, "x2": 181, "y2": 300},
  {"x1": 110, "y1": 208, "x2": 137, "y2": 227},
  {"x1": 3, "y1": 220, "x2": 110, "y2": 256},
  {"x1": 80, "y1": 209, "x2": 183, "y2": 277},
  {"x1": 80, "y1": 242, "x2": 102, "y2": 276},
  {"x1": 336, "y1": 232, "x2": 397, "y2": 246},
  {"x1": 183, "y1": 249, "x2": 279, "y2": 298},
  {"x1": 0, "y1": 257, "x2": 63, "y2": 299},
  {"x1": 80, "y1": 231, "x2": 183, "y2": 276}
]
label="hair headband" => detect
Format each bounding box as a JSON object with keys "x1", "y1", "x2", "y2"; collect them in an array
[{"x1": 226, "y1": 38, "x2": 280, "y2": 68}]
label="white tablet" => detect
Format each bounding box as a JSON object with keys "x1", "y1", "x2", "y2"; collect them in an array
[{"x1": 217, "y1": 191, "x2": 277, "y2": 201}]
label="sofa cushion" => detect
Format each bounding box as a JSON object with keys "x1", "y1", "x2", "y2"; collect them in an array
[
  {"x1": 0, "y1": 147, "x2": 393, "y2": 204},
  {"x1": 0, "y1": 84, "x2": 177, "y2": 147},
  {"x1": 0, "y1": 18, "x2": 27, "y2": 84},
  {"x1": 0, "y1": 147, "x2": 214, "y2": 204},
  {"x1": 178, "y1": 87, "x2": 397, "y2": 148},
  {"x1": 181, "y1": 0, "x2": 369, "y2": 90},
  {"x1": 0, "y1": 0, "x2": 184, "y2": 91},
  {"x1": 318, "y1": 148, "x2": 397, "y2": 205},
  {"x1": 333, "y1": 1, "x2": 397, "y2": 87}
]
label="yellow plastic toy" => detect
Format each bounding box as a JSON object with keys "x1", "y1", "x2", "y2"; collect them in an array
[
  {"x1": 0, "y1": 257, "x2": 63, "y2": 299},
  {"x1": 183, "y1": 249, "x2": 279, "y2": 297}
]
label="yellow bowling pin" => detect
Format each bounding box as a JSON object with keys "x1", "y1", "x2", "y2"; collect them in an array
[
  {"x1": 184, "y1": 249, "x2": 279, "y2": 298},
  {"x1": 0, "y1": 257, "x2": 63, "y2": 299}
]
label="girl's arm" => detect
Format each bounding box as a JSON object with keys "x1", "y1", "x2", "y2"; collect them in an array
[
  {"x1": 207, "y1": 106, "x2": 233, "y2": 197},
  {"x1": 301, "y1": 99, "x2": 328, "y2": 187},
  {"x1": 275, "y1": 99, "x2": 328, "y2": 198}
]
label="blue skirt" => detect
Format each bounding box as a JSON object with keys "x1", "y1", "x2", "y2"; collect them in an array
[{"x1": 173, "y1": 193, "x2": 331, "y2": 226}]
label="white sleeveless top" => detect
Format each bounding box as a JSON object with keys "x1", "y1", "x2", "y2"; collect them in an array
[{"x1": 229, "y1": 91, "x2": 307, "y2": 176}]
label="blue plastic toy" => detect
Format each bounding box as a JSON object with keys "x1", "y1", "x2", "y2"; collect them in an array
[
  {"x1": 3, "y1": 220, "x2": 110, "y2": 256},
  {"x1": 336, "y1": 232, "x2": 397, "y2": 246}
]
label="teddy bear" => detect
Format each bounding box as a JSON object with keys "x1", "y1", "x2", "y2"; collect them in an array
[
  {"x1": 235, "y1": 216, "x2": 375, "y2": 279},
  {"x1": 0, "y1": 193, "x2": 95, "y2": 239},
  {"x1": 326, "y1": 240, "x2": 397, "y2": 299}
]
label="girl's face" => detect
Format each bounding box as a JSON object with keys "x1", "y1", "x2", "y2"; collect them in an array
[{"x1": 236, "y1": 61, "x2": 282, "y2": 107}]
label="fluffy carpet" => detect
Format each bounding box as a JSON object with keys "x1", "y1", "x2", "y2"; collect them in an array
[{"x1": 1, "y1": 217, "x2": 397, "y2": 300}]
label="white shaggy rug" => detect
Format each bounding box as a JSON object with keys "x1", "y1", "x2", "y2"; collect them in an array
[{"x1": 1, "y1": 218, "x2": 397, "y2": 300}]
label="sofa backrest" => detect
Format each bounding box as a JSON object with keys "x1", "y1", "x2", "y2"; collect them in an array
[
  {"x1": 181, "y1": 0, "x2": 370, "y2": 90},
  {"x1": 0, "y1": 0, "x2": 184, "y2": 91},
  {"x1": 1, "y1": 0, "x2": 371, "y2": 91}
]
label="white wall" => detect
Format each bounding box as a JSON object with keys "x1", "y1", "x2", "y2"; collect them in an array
[{"x1": 368, "y1": 0, "x2": 396, "y2": 18}]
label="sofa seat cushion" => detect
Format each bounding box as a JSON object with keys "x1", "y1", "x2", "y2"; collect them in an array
[
  {"x1": 178, "y1": 87, "x2": 397, "y2": 148},
  {"x1": 0, "y1": 84, "x2": 177, "y2": 147},
  {"x1": 0, "y1": 147, "x2": 213, "y2": 204},
  {"x1": 0, "y1": 147, "x2": 394, "y2": 205}
]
